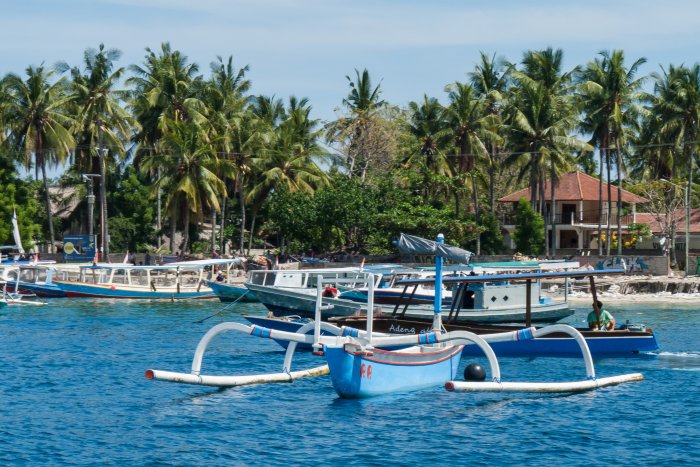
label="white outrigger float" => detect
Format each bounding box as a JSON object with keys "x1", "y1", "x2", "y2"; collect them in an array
[{"x1": 145, "y1": 235, "x2": 643, "y2": 398}]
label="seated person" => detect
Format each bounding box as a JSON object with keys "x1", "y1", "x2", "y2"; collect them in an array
[
  {"x1": 587, "y1": 300, "x2": 616, "y2": 331},
  {"x1": 215, "y1": 272, "x2": 225, "y2": 282}
]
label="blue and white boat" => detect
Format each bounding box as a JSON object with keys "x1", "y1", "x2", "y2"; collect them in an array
[
  {"x1": 206, "y1": 280, "x2": 258, "y2": 302},
  {"x1": 145, "y1": 235, "x2": 645, "y2": 398},
  {"x1": 53, "y1": 259, "x2": 242, "y2": 299}
]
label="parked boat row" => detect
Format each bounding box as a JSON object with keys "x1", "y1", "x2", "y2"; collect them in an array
[{"x1": 145, "y1": 266, "x2": 646, "y2": 398}]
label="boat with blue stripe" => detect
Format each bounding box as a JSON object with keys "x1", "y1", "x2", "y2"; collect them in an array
[{"x1": 53, "y1": 259, "x2": 242, "y2": 299}]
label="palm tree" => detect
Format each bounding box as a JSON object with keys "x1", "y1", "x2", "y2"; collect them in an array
[
  {"x1": 143, "y1": 121, "x2": 229, "y2": 254},
  {"x1": 404, "y1": 95, "x2": 452, "y2": 201},
  {"x1": 2, "y1": 65, "x2": 76, "y2": 253},
  {"x1": 469, "y1": 52, "x2": 512, "y2": 213},
  {"x1": 645, "y1": 64, "x2": 700, "y2": 267},
  {"x1": 246, "y1": 96, "x2": 328, "y2": 253},
  {"x1": 203, "y1": 55, "x2": 251, "y2": 253},
  {"x1": 578, "y1": 50, "x2": 646, "y2": 256},
  {"x1": 326, "y1": 68, "x2": 388, "y2": 184},
  {"x1": 63, "y1": 44, "x2": 134, "y2": 258},
  {"x1": 128, "y1": 42, "x2": 206, "y2": 252},
  {"x1": 506, "y1": 48, "x2": 584, "y2": 257},
  {"x1": 443, "y1": 82, "x2": 491, "y2": 255}
]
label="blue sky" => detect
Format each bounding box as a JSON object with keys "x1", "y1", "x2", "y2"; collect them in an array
[{"x1": 3, "y1": 0, "x2": 700, "y2": 125}]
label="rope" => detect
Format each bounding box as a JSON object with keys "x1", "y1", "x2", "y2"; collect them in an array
[{"x1": 194, "y1": 289, "x2": 250, "y2": 324}]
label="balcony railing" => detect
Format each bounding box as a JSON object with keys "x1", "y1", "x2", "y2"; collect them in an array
[{"x1": 499, "y1": 210, "x2": 637, "y2": 227}]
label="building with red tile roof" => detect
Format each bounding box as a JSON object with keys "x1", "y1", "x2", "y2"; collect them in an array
[{"x1": 497, "y1": 171, "x2": 659, "y2": 252}]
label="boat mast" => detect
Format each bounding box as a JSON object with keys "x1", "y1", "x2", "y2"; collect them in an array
[{"x1": 433, "y1": 233, "x2": 444, "y2": 332}]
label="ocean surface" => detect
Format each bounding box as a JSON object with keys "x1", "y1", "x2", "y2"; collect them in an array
[{"x1": 2, "y1": 298, "x2": 699, "y2": 466}]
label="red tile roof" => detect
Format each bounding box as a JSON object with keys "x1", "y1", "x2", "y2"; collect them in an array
[
  {"x1": 498, "y1": 171, "x2": 649, "y2": 203},
  {"x1": 635, "y1": 210, "x2": 700, "y2": 234}
]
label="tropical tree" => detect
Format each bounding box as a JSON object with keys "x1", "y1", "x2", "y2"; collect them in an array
[
  {"x1": 513, "y1": 198, "x2": 545, "y2": 256},
  {"x1": 469, "y1": 51, "x2": 512, "y2": 213},
  {"x1": 2, "y1": 65, "x2": 76, "y2": 252},
  {"x1": 404, "y1": 95, "x2": 452, "y2": 201},
  {"x1": 203, "y1": 55, "x2": 251, "y2": 253},
  {"x1": 646, "y1": 64, "x2": 700, "y2": 243},
  {"x1": 578, "y1": 50, "x2": 646, "y2": 255},
  {"x1": 443, "y1": 82, "x2": 491, "y2": 254},
  {"x1": 62, "y1": 44, "x2": 134, "y2": 258},
  {"x1": 142, "y1": 121, "x2": 230, "y2": 254},
  {"x1": 128, "y1": 42, "x2": 206, "y2": 252},
  {"x1": 326, "y1": 68, "x2": 395, "y2": 184},
  {"x1": 246, "y1": 96, "x2": 328, "y2": 253},
  {"x1": 505, "y1": 48, "x2": 584, "y2": 257}
]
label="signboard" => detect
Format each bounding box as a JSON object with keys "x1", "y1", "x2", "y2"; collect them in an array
[{"x1": 63, "y1": 234, "x2": 97, "y2": 262}]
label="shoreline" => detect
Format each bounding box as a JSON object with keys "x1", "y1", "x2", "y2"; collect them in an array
[{"x1": 545, "y1": 273, "x2": 700, "y2": 304}]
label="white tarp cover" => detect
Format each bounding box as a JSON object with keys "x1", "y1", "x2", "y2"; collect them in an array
[{"x1": 397, "y1": 233, "x2": 472, "y2": 264}]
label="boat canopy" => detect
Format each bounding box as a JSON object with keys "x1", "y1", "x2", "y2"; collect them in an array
[
  {"x1": 76, "y1": 258, "x2": 241, "y2": 271},
  {"x1": 397, "y1": 233, "x2": 473, "y2": 265},
  {"x1": 396, "y1": 268, "x2": 626, "y2": 287}
]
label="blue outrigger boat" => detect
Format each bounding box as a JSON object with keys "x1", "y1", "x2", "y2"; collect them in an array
[
  {"x1": 53, "y1": 259, "x2": 241, "y2": 299},
  {"x1": 146, "y1": 234, "x2": 645, "y2": 398}
]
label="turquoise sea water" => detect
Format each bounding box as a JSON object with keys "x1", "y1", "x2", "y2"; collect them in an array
[{"x1": 2, "y1": 299, "x2": 699, "y2": 466}]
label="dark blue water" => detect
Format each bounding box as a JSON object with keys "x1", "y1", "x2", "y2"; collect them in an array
[{"x1": 2, "y1": 299, "x2": 699, "y2": 466}]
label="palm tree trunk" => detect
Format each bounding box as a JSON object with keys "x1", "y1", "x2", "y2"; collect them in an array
[
  {"x1": 606, "y1": 148, "x2": 612, "y2": 256},
  {"x1": 219, "y1": 194, "x2": 226, "y2": 255},
  {"x1": 182, "y1": 209, "x2": 190, "y2": 254},
  {"x1": 616, "y1": 146, "x2": 623, "y2": 256},
  {"x1": 156, "y1": 175, "x2": 162, "y2": 249},
  {"x1": 39, "y1": 153, "x2": 56, "y2": 255},
  {"x1": 540, "y1": 169, "x2": 548, "y2": 256},
  {"x1": 472, "y1": 175, "x2": 480, "y2": 256},
  {"x1": 210, "y1": 210, "x2": 217, "y2": 253},
  {"x1": 247, "y1": 209, "x2": 258, "y2": 256},
  {"x1": 169, "y1": 206, "x2": 176, "y2": 254},
  {"x1": 237, "y1": 177, "x2": 245, "y2": 254},
  {"x1": 598, "y1": 147, "x2": 604, "y2": 256},
  {"x1": 550, "y1": 161, "x2": 556, "y2": 258},
  {"x1": 489, "y1": 146, "x2": 496, "y2": 214}
]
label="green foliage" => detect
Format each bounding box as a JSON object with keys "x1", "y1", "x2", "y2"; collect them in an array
[
  {"x1": 513, "y1": 198, "x2": 544, "y2": 255},
  {"x1": 0, "y1": 156, "x2": 42, "y2": 248},
  {"x1": 477, "y1": 212, "x2": 504, "y2": 255},
  {"x1": 106, "y1": 167, "x2": 157, "y2": 251}
]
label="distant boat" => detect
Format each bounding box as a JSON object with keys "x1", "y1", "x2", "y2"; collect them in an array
[
  {"x1": 206, "y1": 279, "x2": 258, "y2": 302},
  {"x1": 53, "y1": 259, "x2": 242, "y2": 299}
]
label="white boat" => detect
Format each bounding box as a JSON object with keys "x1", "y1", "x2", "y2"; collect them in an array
[
  {"x1": 247, "y1": 262, "x2": 576, "y2": 324},
  {"x1": 52, "y1": 259, "x2": 242, "y2": 299}
]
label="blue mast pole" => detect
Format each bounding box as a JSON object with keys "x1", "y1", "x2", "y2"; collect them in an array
[{"x1": 433, "y1": 233, "x2": 444, "y2": 331}]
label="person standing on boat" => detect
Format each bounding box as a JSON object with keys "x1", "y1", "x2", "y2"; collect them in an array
[{"x1": 588, "y1": 300, "x2": 616, "y2": 331}]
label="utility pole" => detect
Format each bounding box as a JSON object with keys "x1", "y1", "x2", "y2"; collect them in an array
[
  {"x1": 82, "y1": 174, "x2": 100, "y2": 236},
  {"x1": 97, "y1": 119, "x2": 110, "y2": 261}
]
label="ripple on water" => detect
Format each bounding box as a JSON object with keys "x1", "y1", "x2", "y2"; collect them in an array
[{"x1": 1, "y1": 301, "x2": 699, "y2": 465}]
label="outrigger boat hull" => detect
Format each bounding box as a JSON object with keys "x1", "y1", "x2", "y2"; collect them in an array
[
  {"x1": 324, "y1": 343, "x2": 464, "y2": 398},
  {"x1": 53, "y1": 281, "x2": 216, "y2": 299},
  {"x1": 207, "y1": 280, "x2": 258, "y2": 302},
  {"x1": 244, "y1": 314, "x2": 658, "y2": 357}
]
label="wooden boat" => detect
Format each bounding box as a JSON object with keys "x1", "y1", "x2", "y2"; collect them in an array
[
  {"x1": 243, "y1": 268, "x2": 657, "y2": 357},
  {"x1": 245, "y1": 267, "x2": 380, "y2": 318},
  {"x1": 145, "y1": 235, "x2": 644, "y2": 397},
  {"x1": 53, "y1": 259, "x2": 242, "y2": 299},
  {"x1": 0, "y1": 263, "x2": 88, "y2": 298},
  {"x1": 245, "y1": 265, "x2": 574, "y2": 324},
  {"x1": 206, "y1": 279, "x2": 258, "y2": 302}
]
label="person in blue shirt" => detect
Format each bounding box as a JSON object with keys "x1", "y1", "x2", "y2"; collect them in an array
[{"x1": 587, "y1": 300, "x2": 616, "y2": 331}]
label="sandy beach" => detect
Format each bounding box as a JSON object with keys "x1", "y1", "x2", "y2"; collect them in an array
[{"x1": 546, "y1": 274, "x2": 700, "y2": 304}]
